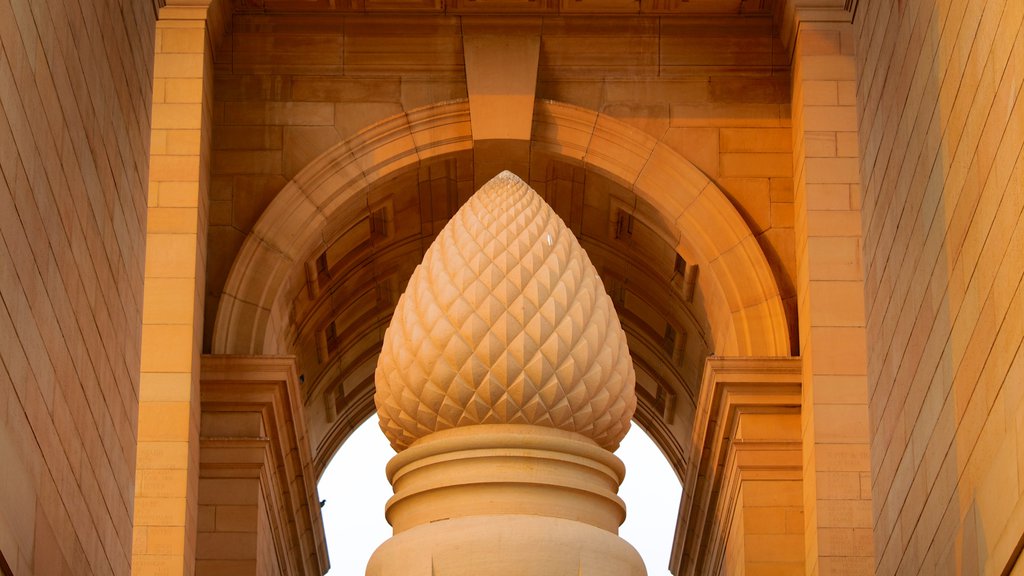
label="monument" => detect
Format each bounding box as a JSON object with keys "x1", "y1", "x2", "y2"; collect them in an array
[{"x1": 3, "y1": 2, "x2": 1023, "y2": 573}]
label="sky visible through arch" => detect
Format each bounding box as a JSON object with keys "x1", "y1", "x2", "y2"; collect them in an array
[{"x1": 318, "y1": 414, "x2": 682, "y2": 575}]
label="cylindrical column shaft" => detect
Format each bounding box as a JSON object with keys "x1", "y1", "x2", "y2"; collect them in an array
[{"x1": 367, "y1": 425, "x2": 646, "y2": 576}]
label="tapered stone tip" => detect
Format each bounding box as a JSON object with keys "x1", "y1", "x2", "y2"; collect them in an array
[{"x1": 374, "y1": 171, "x2": 636, "y2": 451}]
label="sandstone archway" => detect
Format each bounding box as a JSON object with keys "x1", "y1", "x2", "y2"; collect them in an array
[
  {"x1": 210, "y1": 99, "x2": 792, "y2": 478},
  {"x1": 213, "y1": 99, "x2": 789, "y2": 359}
]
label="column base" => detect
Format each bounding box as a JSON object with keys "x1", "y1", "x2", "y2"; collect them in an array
[
  {"x1": 366, "y1": 425, "x2": 647, "y2": 576},
  {"x1": 366, "y1": 514, "x2": 646, "y2": 576}
]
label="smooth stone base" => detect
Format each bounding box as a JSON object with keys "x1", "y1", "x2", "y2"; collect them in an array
[{"x1": 366, "y1": 514, "x2": 647, "y2": 576}]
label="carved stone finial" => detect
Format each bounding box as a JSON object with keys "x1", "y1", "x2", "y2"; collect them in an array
[{"x1": 374, "y1": 170, "x2": 636, "y2": 451}]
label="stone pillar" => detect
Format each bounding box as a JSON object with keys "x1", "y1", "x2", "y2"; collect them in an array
[
  {"x1": 789, "y1": 13, "x2": 875, "y2": 576},
  {"x1": 368, "y1": 172, "x2": 645, "y2": 575},
  {"x1": 132, "y1": 3, "x2": 220, "y2": 574},
  {"x1": 197, "y1": 452, "x2": 261, "y2": 575},
  {"x1": 674, "y1": 357, "x2": 804, "y2": 576}
]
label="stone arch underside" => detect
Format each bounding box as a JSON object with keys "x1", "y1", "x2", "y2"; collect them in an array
[
  {"x1": 210, "y1": 99, "x2": 792, "y2": 477},
  {"x1": 214, "y1": 100, "x2": 790, "y2": 357}
]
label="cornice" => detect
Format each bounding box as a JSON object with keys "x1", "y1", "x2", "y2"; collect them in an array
[{"x1": 777, "y1": 0, "x2": 857, "y2": 59}]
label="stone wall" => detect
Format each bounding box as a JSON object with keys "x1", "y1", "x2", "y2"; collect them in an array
[
  {"x1": 0, "y1": 0, "x2": 157, "y2": 574},
  {"x1": 856, "y1": 0, "x2": 1024, "y2": 573}
]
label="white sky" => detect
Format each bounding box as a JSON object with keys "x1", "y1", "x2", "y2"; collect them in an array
[{"x1": 318, "y1": 415, "x2": 682, "y2": 576}]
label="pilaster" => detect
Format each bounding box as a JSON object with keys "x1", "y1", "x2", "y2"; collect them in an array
[
  {"x1": 197, "y1": 356, "x2": 328, "y2": 576},
  {"x1": 790, "y1": 17, "x2": 875, "y2": 576},
  {"x1": 673, "y1": 357, "x2": 804, "y2": 576},
  {"x1": 132, "y1": 4, "x2": 218, "y2": 573}
]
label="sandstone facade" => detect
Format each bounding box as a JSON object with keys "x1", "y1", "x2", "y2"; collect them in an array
[{"x1": 0, "y1": 0, "x2": 1020, "y2": 574}]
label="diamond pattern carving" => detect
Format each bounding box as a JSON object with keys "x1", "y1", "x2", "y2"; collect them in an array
[{"x1": 375, "y1": 171, "x2": 636, "y2": 451}]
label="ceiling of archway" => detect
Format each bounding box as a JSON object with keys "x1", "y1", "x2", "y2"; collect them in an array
[
  {"x1": 201, "y1": 10, "x2": 804, "y2": 479},
  {"x1": 229, "y1": 0, "x2": 775, "y2": 16},
  {"x1": 284, "y1": 151, "x2": 711, "y2": 475}
]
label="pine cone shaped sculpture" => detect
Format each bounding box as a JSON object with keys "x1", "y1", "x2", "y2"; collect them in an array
[{"x1": 374, "y1": 171, "x2": 636, "y2": 451}]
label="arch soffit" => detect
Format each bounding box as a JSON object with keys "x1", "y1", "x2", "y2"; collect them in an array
[{"x1": 212, "y1": 99, "x2": 790, "y2": 358}]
